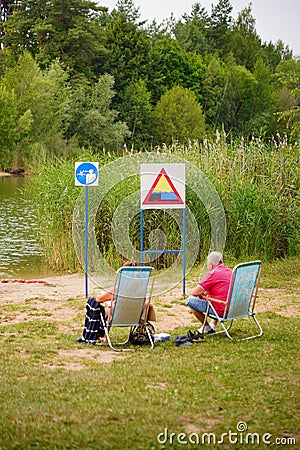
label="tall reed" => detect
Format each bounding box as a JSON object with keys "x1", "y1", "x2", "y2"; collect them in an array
[
  {"x1": 173, "y1": 134, "x2": 299, "y2": 260},
  {"x1": 26, "y1": 137, "x2": 300, "y2": 272}
]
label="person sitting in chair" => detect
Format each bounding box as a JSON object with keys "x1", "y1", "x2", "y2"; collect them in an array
[
  {"x1": 76, "y1": 261, "x2": 156, "y2": 344},
  {"x1": 187, "y1": 251, "x2": 232, "y2": 336},
  {"x1": 95, "y1": 260, "x2": 137, "y2": 308},
  {"x1": 76, "y1": 261, "x2": 137, "y2": 344}
]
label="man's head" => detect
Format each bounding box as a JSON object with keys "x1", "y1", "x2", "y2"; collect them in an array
[
  {"x1": 123, "y1": 260, "x2": 137, "y2": 267},
  {"x1": 207, "y1": 251, "x2": 223, "y2": 271}
]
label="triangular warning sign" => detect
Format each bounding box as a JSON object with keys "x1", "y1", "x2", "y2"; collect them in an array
[{"x1": 142, "y1": 168, "x2": 184, "y2": 206}]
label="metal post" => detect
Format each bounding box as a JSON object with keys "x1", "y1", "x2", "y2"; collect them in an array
[
  {"x1": 85, "y1": 186, "x2": 89, "y2": 298},
  {"x1": 140, "y1": 209, "x2": 144, "y2": 265},
  {"x1": 139, "y1": 208, "x2": 186, "y2": 296},
  {"x1": 182, "y1": 208, "x2": 186, "y2": 296}
]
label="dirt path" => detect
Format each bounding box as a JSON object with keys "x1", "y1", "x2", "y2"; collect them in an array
[{"x1": 1, "y1": 273, "x2": 299, "y2": 331}]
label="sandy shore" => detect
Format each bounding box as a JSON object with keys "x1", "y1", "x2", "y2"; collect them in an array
[
  {"x1": 0, "y1": 172, "x2": 12, "y2": 176},
  {"x1": 0, "y1": 273, "x2": 194, "y2": 331},
  {"x1": 0, "y1": 272, "x2": 298, "y2": 365},
  {"x1": 0, "y1": 273, "x2": 299, "y2": 331},
  {"x1": 0, "y1": 274, "x2": 94, "y2": 302}
]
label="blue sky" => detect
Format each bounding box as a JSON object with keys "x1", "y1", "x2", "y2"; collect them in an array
[{"x1": 99, "y1": 0, "x2": 300, "y2": 57}]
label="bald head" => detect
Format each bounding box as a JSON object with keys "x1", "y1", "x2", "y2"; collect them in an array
[{"x1": 207, "y1": 252, "x2": 223, "y2": 270}]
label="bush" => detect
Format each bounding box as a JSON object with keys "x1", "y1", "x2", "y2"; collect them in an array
[{"x1": 152, "y1": 86, "x2": 205, "y2": 145}]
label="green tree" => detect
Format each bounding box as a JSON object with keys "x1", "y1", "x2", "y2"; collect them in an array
[
  {"x1": 249, "y1": 58, "x2": 275, "y2": 135},
  {"x1": 1, "y1": 0, "x2": 106, "y2": 79},
  {"x1": 229, "y1": 5, "x2": 262, "y2": 70},
  {"x1": 274, "y1": 58, "x2": 300, "y2": 141},
  {"x1": 121, "y1": 79, "x2": 152, "y2": 148},
  {"x1": 113, "y1": 0, "x2": 141, "y2": 22},
  {"x1": 261, "y1": 40, "x2": 293, "y2": 72},
  {"x1": 0, "y1": 85, "x2": 18, "y2": 168},
  {"x1": 203, "y1": 57, "x2": 226, "y2": 127},
  {"x1": 148, "y1": 36, "x2": 206, "y2": 104},
  {"x1": 101, "y1": 0, "x2": 151, "y2": 102},
  {"x1": 1, "y1": 51, "x2": 70, "y2": 157},
  {"x1": 173, "y1": 3, "x2": 209, "y2": 55},
  {"x1": 204, "y1": 56, "x2": 275, "y2": 136},
  {"x1": 207, "y1": 0, "x2": 233, "y2": 57},
  {"x1": 68, "y1": 73, "x2": 130, "y2": 150},
  {"x1": 216, "y1": 56, "x2": 257, "y2": 133},
  {"x1": 152, "y1": 85, "x2": 205, "y2": 145},
  {"x1": 148, "y1": 37, "x2": 187, "y2": 103}
]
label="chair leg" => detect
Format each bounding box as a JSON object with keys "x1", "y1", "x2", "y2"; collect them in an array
[
  {"x1": 203, "y1": 297, "x2": 263, "y2": 340},
  {"x1": 204, "y1": 303, "x2": 234, "y2": 339},
  {"x1": 218, "y1": 316, "x2": 263, "y2": 341},
  {"x1": 145, "y1": 325, "x2": 154, "y2": 349},
  {"x1": 99, "y1": 317, "x2": 154, "y2": 351},
  {"x1": 218, "y1": 320, "x2": 234, "y2": 340},
  {"x1": 102, "y1": 325, "x2": 120, "y2": 352},
  {"x1": 100, "y1": 316, "x2": 132, "y2": 352},
  {"x1": 102, "y1": 326, "x2": 134, "y2": 352},
  {"x1": 240, "y1": 314, "x2": 263, "y2": 341},
  {"x1": 210, "y1": 315, "x2": 263, "y2": 341}
]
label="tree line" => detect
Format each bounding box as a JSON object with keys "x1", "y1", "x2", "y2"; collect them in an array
[{"x1": 0, "y1": 0, "x2": 299, "y2": 169}]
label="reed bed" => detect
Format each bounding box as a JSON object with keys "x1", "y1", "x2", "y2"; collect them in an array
[{"x1": 26, "y1": 137, "x2": 300, "y2": 272}]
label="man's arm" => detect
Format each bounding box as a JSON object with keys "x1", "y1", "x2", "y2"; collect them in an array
[
  {"x1": 191, "y1": 284, "x2": 206, "y2": 297},
  {"x1": 96, "y1": 290, "x2": 114, "y2": 303}
]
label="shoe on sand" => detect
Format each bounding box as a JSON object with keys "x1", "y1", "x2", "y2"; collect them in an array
[{"x1": 198, "y1": 325, "x2": 215, "y2": 335}]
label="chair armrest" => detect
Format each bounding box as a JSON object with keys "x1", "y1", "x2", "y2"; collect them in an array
[{"x1": 202, "y1": 295, "x2": 227, "y2": 304}]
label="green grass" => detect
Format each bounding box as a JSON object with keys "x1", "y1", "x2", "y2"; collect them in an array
[{"x1": 0, "y1": 260, "x2": 299, "y2": 450}]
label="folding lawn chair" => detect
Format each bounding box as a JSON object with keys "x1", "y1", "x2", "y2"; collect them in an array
[
  {"x1": 101, "y1": 266, "x2": 155, "y2": 351},
  {"x1": 204, "y1": 260, "x2": 263, "y2": 340}
]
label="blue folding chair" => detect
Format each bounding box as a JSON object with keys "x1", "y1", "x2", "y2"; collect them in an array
[
  {"x1": 101, "y1": 266, "x2": 155, "y2": 351},
  {"x1": 204, "y1": 260, "x2": 263, "y2": 340}
]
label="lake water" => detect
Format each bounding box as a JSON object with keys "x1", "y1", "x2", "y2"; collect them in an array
[{"x1": 0, "y1": 176, "x2": 54, "y2": 279}]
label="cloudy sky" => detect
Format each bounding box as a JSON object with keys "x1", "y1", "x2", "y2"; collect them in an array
[{"x1": 99, "y1": 0, "x2": 300, "y2": 57}]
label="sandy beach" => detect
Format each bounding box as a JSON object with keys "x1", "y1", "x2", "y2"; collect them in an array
[{"x1": 0, "y1": 273, "x2": 298, "y2": 331}]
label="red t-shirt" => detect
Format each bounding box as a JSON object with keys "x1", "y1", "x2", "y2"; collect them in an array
[{"x1": 199, "y1": 264, "x2": 232, "y2": 316}]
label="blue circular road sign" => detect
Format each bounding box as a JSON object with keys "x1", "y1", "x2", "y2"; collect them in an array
[{"x1": 75, "y1": 162, "x2": 99, "y2": 186}]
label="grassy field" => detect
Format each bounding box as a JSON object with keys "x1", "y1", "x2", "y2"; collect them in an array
[{"x1": 0, "y1": 259, "x2": 299, "y2": 450}]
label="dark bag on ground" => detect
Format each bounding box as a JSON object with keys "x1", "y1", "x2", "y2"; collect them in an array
[
  {"x1": 78, "y1": 297, "x2": 106, "y2": 344},
  {"x1": 129, "y1": 322, "x2": 155, "y2": 346}
]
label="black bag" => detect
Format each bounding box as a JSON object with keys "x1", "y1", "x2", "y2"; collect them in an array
[
  {"x1": 78, "y1": 297, "x2": 106, "y2": 344},
  {"x1": 129, "y1": 322, "x2": 155, "y2": 346}
]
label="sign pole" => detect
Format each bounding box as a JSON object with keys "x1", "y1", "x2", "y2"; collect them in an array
[
  {"x1": 140, "y1": 209, "x2": 144, "y2": 265},
  {"x1": 85, "y1": 185, "x2": 89, "y2": 299},
  {"x1": 75, "y1": 161, "x2": 99, "y2": 299},
  {"x1": 183, "y1": 208, "x2": 186, "y2": 296}
]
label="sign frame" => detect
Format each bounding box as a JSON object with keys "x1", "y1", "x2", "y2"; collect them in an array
[{"x1": 140, "y1": 163, "x2": 187, "y2": 294}]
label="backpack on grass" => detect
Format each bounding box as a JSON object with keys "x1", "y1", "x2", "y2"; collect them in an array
[{"x1": 129, "y1": 322, "x2": 155, "y2": 346}]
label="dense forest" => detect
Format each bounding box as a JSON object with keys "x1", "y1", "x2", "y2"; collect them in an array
[
  {"x1": 0, "y1": 0, "x2": 299, "y2": 268},
  {"x1": 0, "y1": 0, "x2": 299, "y2": 169}
]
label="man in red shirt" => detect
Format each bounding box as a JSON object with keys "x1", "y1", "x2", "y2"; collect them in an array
[{"x1": 187, "y1": 252, "x2": 232, "y2": 334}]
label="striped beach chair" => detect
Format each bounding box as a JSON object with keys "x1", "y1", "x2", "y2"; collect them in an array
[
  {"x1": 203, "y1": 260, "x2": 263, "y2": 340},
  {"x1": 101, "y1": 266, "x2": 155, "y2": 351}
]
